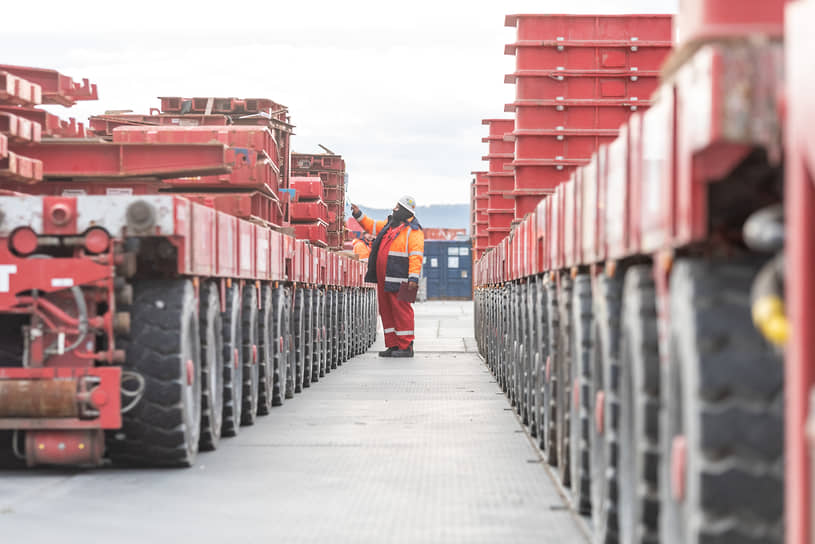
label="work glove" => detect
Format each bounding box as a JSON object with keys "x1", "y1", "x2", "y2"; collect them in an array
[{"x1": 398, "y1": 279, "x2": 419, "y2": 303}]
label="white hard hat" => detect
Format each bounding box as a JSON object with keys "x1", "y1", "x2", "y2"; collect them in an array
[{"x1": 397, "y1": 195, "x2": 417, "y2": 214}]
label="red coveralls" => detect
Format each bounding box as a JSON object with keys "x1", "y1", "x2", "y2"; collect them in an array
[{"x1": 376, "y1": 224, "x2": 414, "y2": 350}]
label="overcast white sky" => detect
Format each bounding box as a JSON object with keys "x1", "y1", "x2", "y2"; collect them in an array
[{"x1": 2, "y1": 0, "x2": 676, "y2": 208}]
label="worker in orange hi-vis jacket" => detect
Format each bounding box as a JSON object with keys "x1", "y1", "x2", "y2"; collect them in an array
[
  {"x1": 352, "y1": 233, "x2": 373, "y2": 261},
  {"x1": 351, "y1": 196, "x2": 424, "y2": 358}
]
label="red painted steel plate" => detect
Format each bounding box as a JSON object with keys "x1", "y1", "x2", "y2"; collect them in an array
[
  {"x1": 15, "y1": 140, "x2": 232, "y2": 180},
  {"x1": 505, "y1": 14, "x2": 673, "y2": 43},
  {"x1": 113, "y1": 125, "x2": 276, "y2": 156},
  {"x1": 508, "y1": 43, "x2": 671, "y2": 73},
  {"x1": 604, "y1": 123, "x2": 630, "y2": 260}
]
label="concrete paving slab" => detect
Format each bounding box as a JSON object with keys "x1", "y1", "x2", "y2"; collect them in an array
[{"x1": 0, "y1": 301, "x2": 586, "y2": 544}]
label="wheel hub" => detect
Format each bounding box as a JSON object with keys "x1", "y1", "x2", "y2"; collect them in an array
[
  {"x1": 185, "y1": 359, "x2": 194, "y2": 386},
  {"x1": 595, "y1": 390, "x2": 604, "y2": 434},
  {"x1": 573, "y1": 377, "x2": 580, "y2": 409},
  {"x1": 671, "y1": 434, "x2": 687, "y2": 502}
]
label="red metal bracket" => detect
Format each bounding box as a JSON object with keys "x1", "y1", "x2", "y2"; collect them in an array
[
  {"x1": 0, "y1": 65, "x2": 97, "y2": 106},
  {"x1": 0, "y1": 367, "x2": 121, "y2": 430}
]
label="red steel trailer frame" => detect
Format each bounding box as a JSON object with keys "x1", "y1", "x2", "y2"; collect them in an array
[
  {"x1": 785, "y1": 1, "x2": 814, "y2": 542},
  {"x1": 474, "y1": 6, "x2": 798, "y2": 544},
  {"x1": 0, "y1": 67, "x2": 376, "y2": 469}
]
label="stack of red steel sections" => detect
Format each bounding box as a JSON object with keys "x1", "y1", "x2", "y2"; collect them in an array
[
  {"x1": 291, "y1": 175, "x2": 329, "y2": 247},
  {"x1": 482, "y1": 118, "x2": 516, "y2": 245},
  {"x1": 0, "y1": 65, "x2": 95, "y2": 142},
  {"x1": 89, "y1": 96, "x2": 295, "y2": 223},
  {"x1": 0, "y1": 68, "x2": 45, "y2": 184},
  {"x1": 112, "y1": 125, "x2": 285, "y2": 226},
  {"x1": 291, "y1": 152, "x2": 347, "y2": 250},
  {"x1": 470, "y1": 170, "x2": 489, "y2": 259},
  {"x1": 0, "y1": 65, "x2": 376, "y2": 468},
  {"x1": 504, "y1": 14, "x2": 673, "y2": 219}
]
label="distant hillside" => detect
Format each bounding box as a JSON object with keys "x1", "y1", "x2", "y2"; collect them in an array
[{"x1": 357, "y1": 204, "x2": 469, "y2": 231}]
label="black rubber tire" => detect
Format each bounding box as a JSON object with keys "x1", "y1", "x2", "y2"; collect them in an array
[
  {"x1": 108, "y1": 279, "x2": 202, "y2": 466},
  {"x1": 240, "y1": 284, "x2": 259, "y2": 425},
  {"x1": 318, "y1": 289, "x2": 328, "y2": 376},
  {"x1": 503, "y1": 284, "x2": 512, "y2": 396},
  {"x1": 571, "y1": 274, "x2": 593, "y2": 515},
  {"x1": 335, "y1": 289, "x2": 343, "y2": 365},
  {"x1": 199, "y1": 281, "x2": 224, "y2": 451},
  {"x1": 526, "y1": 279, "x2": 538, "y2": 435},
  {"x1": 311, "y1": 288, "x2": 321, "y2": 381},
  {"x1": 327, "y1": 290, "x2": 337, "y2": 369},
  {"x1": 0, "y1": 316, "x2": 25, "y2": 467},
  {"x1": 489, "y1": 288, "x2": 497, "y2": 375},
  {"x1": 364, "y1": 289, "x2": 372, "y2": 349},
  {"x1": 618, "y1": 265, "x2": 660, "y2": 544},
  {"x1": 302, "y1": 288, "x2": 313, "y2": 388},
  {"x1": 534, "y1": 278, "x2": 549, "y2": 451},
  {"x1": 347, "y1": 289, "x2": 354, "y2": 361},
  {"x1": 348, "y1": 290, "x2": 356, "y2": 357},
  {"x1": 312, "y1": 288, "x2": 322, "y2": 380},
  {"x1": 354, "y1": 290, "x2": 361, "y2": 355},
  {"x1": 518, "y1": 282, "x2": 529, "y2": 422},
  {"x1": 370, "y1": 289, "x2": 377, "y2": 347},
  {"x1": 272, "y1": 285, "x2": 290, "y2": 406},
  {"x1": 339, "y1": 290, "x2": 349, "y2": 363},
  {"x1": 557, "y1": 275, "x2": 573, "y2": 486},
  {"x1": 220, "y1": 283, "x2": 243, "y2": 437},
  {"x1": 0, "y1": 315, "x2": 25, "y2": 366},
  {"x1": 590, "y1": 272, "x2": 622, "y2": 544},
  {"x1": 257, "y1": 284, "x2": 274, "y2": 416},
  {"x1": 512, "y1": 283, "x2": 526, "y2": 410},
  {"x1": 544, "y1": 278, "x2": 559, "y2": 466},
  {"x1": 292, "y1": 287, "x2": 305, "y2": 393},
  {"x1": 660, "y1": 259, "x2": 784, "y2": 544}
]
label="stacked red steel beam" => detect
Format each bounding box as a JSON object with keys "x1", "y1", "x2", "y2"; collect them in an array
[
  {"x1": 470, "y1": 170, "x2": 489, "y2": 259},
  {"x1": 291, "y1": 152, "x2": 347, "y2": 250},
  {"x1": 112, "y1": 125, "x2": 286, "y2": 226},
  {"x1": 0, "y1": 64, "x2": 108, "y2": 182},
  {"x1": 290, "y1": 176, "x2": 329, "y2": 247},
  {"x1": 0, "y1": 70, "x2": 44, "y2": 184},
  {"x1": 88, "y1": 96, "x2": 295, "y2": 227},
  {"x1": 503, "y1": 14, "x2": 673, "y2": 220},
  {"x1": 482, "y1": 118, "x2": 516, "y2": 246}
]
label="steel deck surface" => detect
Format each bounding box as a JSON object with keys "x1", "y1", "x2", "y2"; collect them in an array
[{"x1": 0, "y1": 301, "x2": 586, "y2": 544}]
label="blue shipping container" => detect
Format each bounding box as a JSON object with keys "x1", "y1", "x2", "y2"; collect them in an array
[{"x1": 422, "y1": 240, "x2": 472, "y2": 300}]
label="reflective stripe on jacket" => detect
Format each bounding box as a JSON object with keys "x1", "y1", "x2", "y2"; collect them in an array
[{"x1": 358, "y1": 214, "x2": 424, "y2": 292}]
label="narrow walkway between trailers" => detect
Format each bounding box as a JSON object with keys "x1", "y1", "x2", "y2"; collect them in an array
[{"x1": 0, "y1": 301, "x2": 586, "y2": 544}]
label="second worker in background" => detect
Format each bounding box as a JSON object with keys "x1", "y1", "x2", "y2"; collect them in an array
[{"x1": 351, "y1": 196, "x2": 424, "y2": 358}]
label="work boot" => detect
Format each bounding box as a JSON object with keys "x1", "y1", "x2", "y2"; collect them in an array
[
  {"x1": 378, "y1": 347, "x2": 397, "y2": 358},
  {"x1": 391, "y1": 343, "x2": 414, "y2": 358}
]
